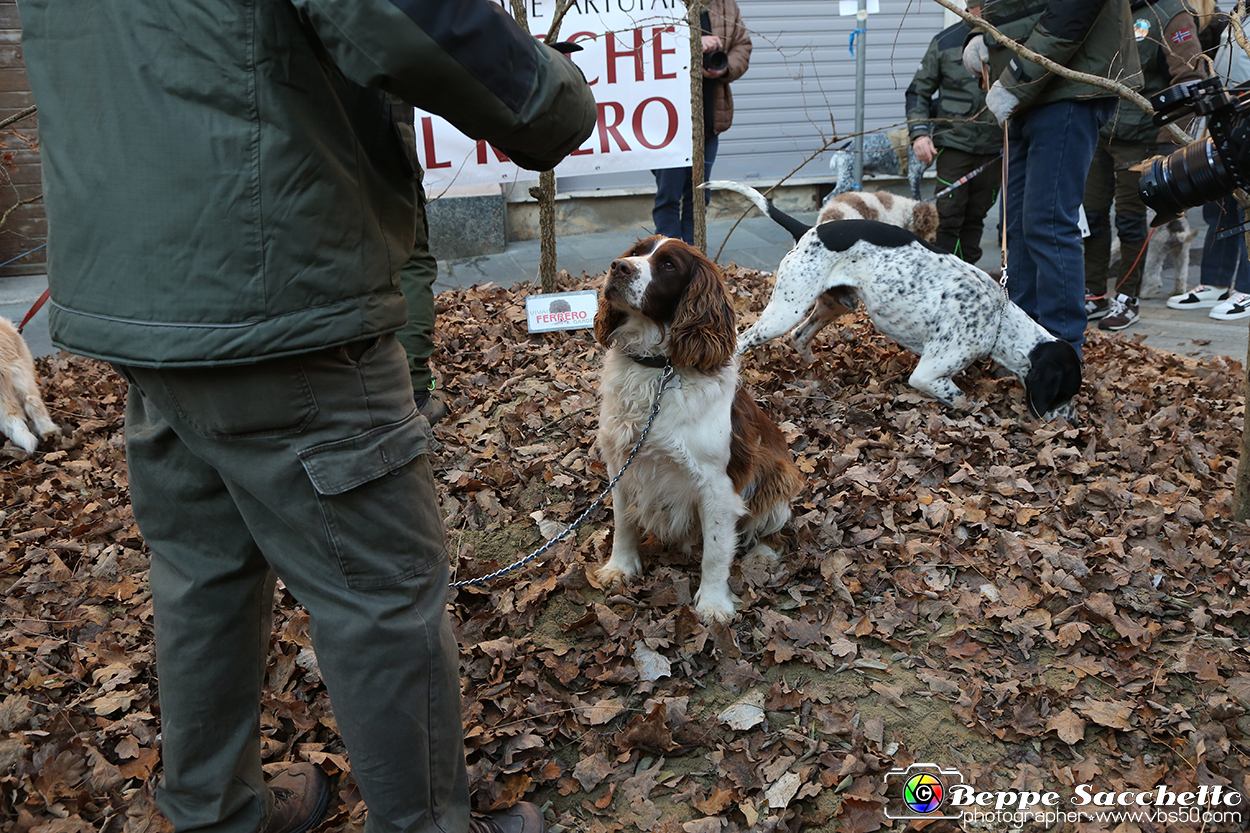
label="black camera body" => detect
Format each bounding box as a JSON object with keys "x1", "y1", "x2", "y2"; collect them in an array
[
  {"x1": 703, "y1": 49, "x2": 728, "y2": 72},
  {"x1": 1140, "y1": 76, "x2": 1250, "y2": 221}
]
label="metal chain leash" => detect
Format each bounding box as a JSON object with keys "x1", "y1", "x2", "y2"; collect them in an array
[{"x1": 450, "y1": 363, "x2": 676, "y2": 589}]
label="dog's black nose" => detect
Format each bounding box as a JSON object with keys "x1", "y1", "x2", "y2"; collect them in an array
[{"x1": 609, "y1": 258, "x2": 636, "y2": 278}]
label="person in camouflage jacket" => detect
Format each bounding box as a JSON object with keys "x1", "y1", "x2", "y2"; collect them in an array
[
  {"x1": 1083, "y1": 0, "x2": 1207, "y2": 331},
  {"x1": 906, "y1": 10, "x2": 1004, "y2": 264}
]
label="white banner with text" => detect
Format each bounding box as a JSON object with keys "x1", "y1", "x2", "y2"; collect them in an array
[{"x1": 416, "y1": 0, "x2": 693, "y2": 192}]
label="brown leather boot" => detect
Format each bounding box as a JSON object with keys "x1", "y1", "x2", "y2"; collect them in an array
[
  {"x1": 263, "y1": 763, "x2": 330, "y2": 833},
  {"x1": 467, "y1": 802, "x2": 548, "y2": 833}
]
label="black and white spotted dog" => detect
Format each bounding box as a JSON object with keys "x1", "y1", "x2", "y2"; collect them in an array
[
  {"x1": 709, "y1": 181, "x2": 1082, "y2": 422},
  {"x1": 828, "y1": 129, "x2": 927, "y2": 202}
]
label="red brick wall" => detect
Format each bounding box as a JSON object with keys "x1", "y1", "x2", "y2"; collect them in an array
[{"x1": 0, "y1": 0, "x2": 44, "y2": 277}]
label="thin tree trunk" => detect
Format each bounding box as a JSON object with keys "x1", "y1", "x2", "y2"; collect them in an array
[
  {"x1": 511, "y1": 0, "x2": 575, "y2": 292},
  {"x1": 689, "y1": 0, "x2": 707, "y2": 253},
  {"x1": 1235, "y1": 191, "x2": 1250, "y2": 522},
  {"x1": 538, "y1": 170, "x2": 559, "y2": 292}
]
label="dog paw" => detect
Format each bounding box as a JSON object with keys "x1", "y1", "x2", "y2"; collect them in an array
[
  {"x1": 744, "y1": 542, "x2": 779, "y2": 563},
  {"x1": 694, "y1": 586, "x2": 740, "y2": 623},
  {"x1": 595, "y1": 564, "x2": 635, "y2": 589}
]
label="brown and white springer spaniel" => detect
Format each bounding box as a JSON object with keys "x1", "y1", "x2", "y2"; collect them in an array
[{"x1": 593, "y1": 236, "x2": 803, "y2": 623}]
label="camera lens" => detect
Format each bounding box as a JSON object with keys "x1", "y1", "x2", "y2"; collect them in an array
[
  {"x1": 703, "y1": 50, "x2": 728, "y2": 72},
  {"x1": 1140, "y1": 139, "x2": 1231, "y2": 220}
]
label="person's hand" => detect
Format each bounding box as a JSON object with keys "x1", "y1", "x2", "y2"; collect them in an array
[
  {"x1": 963, "y1": 34, "x2": 988, "y2": 76},
  {"x1": 701, "y1": 34, "x2": 727, "y2": 78},
  {"x1": 912, "y1": 136, "x2": 936, "y2": 165},
  {"x1": 985, "y1": 80, "x2": 1019, "y2": 124}
]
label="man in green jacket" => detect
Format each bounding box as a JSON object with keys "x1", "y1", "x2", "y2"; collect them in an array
[
  {"x1": 21, "y1": 2, "x2": 596, "y2": 833},
  {"x1": 1082, "y1": 0, "x2": 1206, "y2": 331},
  {"x1": 906, "y1": 9, "x2": 1003, "y2": 264},
  {"x1": 964, "y1": 0, "x2": 1142, "y2": 358}
]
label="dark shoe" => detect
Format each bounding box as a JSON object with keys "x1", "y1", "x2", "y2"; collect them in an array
[
  {"x1": 1098, "y1": 294, "x2": 1139, "y2": 331},
  {"x1": 263, "y1": 764, "x2": 330, "y2": 833},
  {"x1": 414, "y1": 390, "x2": 449, "y2": 426},
  {"x1": 1085, "y1": 295, "x2": 1111, "y2": 321},
  {"x1": 468, "y1": 802, "x2": 548, "y2": 833}
]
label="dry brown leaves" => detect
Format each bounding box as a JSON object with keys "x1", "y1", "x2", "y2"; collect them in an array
[{"x1": 3, "y1": 265, "x2": 1249, "y2": 833}]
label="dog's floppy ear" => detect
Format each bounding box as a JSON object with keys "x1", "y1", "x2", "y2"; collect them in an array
[
  {"x1": 594, "y1": 298, "x2": 626, "y2": 348},
  {"x1": 668, "y1": 251, "x2": 735, "y2": 372},
  {"x1": 912, "y1": 202, "x2": 939, "y2": 242},
  {"x1": 1024, "y1": 340, "x2": 1082, "y2": 418}
]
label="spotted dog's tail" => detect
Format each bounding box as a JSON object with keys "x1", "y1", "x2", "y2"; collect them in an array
[{"x1": 701, "y1": 181, "x2": 812, "y2": 243}]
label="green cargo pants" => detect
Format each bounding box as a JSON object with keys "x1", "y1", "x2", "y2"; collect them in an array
[
  {"x1": 1082, "y1": 136, "x2": 1153, "y2": 299},
  {"x1": 116, "y1": 335, "x2": 469, "y2": 833},
  {"x1": 934, "y1": 147, "x2": 1001, "y2": 265}
]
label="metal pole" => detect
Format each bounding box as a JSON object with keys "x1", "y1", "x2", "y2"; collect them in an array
[{"x1": 852, "y1": 0, "x2": 867, "y2": 190}]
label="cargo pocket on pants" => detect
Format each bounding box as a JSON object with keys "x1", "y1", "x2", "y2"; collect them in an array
[{"x1": 298, "y1": 410, "x2": 447, "y2": 588}]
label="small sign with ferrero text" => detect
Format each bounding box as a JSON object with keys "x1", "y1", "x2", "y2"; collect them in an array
[{"x1": 525, "y1": 290, "x2": 598, "y2": 333}]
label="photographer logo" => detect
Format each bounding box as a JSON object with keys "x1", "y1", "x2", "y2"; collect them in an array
[
  {"x1": 882, "y1": 768, "x2": 1244, "y2": 829},
  {"x1": 902, "y1": 772, "x2": 945, "y2": 814},
  {"x1": 884, "y1": 764, "x2": 964, "y2": 820}
]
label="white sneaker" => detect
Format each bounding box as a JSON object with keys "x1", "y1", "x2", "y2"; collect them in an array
[
  {"x1": 1209, "y1": 291, "x2": 1250, "y2": 320},
  {"x1": 1167, "y1": 285, "x2": 1230, "y2": 310}
]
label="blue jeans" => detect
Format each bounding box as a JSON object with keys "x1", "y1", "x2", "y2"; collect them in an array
[
  {"x1": 653, "y1": 133, "x2": 719, "y2": 243},
  {"x1": 1004, "y1": 98, "x2": 1115, "y2": 355},
  {"x1": 1200, "y1": 195, "x2": 1250, "y2": 293}
]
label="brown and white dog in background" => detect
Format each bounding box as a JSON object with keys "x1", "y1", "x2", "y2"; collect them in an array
[
  {"x1": 817, "y1": 189, "x2": 939, "y2": 243},
  {"x1": 594, "y1": 236, "x2": 803, "y2": 623},
  {"x1": 1, "y1": 317, "x2": 59, "y2": 453},
  {"x1": 707, "y1": 180, "x2": 939, "y2": 361}
]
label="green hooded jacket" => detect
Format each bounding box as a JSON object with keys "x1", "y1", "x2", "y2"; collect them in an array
[
  {"x1": 981, "y1": 0, "x2": 1143, "y2": 112},
  {"x1": 906, "y1": 22, "x2": 1002, "y2": 155},
  {"x1": 21, "y1": 0, "x2": 597, "y2": 367}
]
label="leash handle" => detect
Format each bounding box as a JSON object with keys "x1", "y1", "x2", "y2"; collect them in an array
[
  {"x1": 999, "y1": 112, "x2": 1009, "y2": 285},
  {"x1": 17, "y1": 287, "x2": 50, "y2": 335}
]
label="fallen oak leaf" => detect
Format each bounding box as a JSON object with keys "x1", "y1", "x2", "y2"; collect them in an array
[
  {"x1": 764, "y1": 770, "x2": 804, "y2": 810},
  {"x1": 1046, "y1": 708, "x2": 1087, "y2": 745},
  {"x1": 718, "y1": 690, "x2": 766, "y2": 731},
  {"x1": 633, "y1": 643, "x2": 672, "y2": 683},
  {"x1": 1073, "y1": 697, "x2": 1134, "y2": 731},
  {"x1": 573, "y1": 751, "x2": 613, "y2": 792}
]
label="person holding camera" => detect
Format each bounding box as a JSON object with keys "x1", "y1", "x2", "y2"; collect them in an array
[
  {"x1": 651, "y1": 0, "x2": 752, "y2": 244},
  {"x1": 906, "y1": 5, "x2": 1003, "y2": 265},
  {"x1": 21, "y1": 2, "x2": 596, "y2": 833},
  {"x1": 1167, "y1": 14, "x2": 1250, "y2": 321},
  {"x1": 964, "y1": 0, "x2": 1142, "y2": 358},
  {"x1": 1082, "y1": 0, "x2": 1207, "y2": 332}
]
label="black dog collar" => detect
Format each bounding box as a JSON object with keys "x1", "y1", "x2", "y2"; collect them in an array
[{"x1": 624, "y1": 352, "x2": 669, "y2": 369}]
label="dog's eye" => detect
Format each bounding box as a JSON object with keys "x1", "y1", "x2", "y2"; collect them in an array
[{"x1": 660, "y1": 259, "x2": 675, "y2": 271}]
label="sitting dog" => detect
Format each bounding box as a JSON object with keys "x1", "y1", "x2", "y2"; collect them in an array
[
  {"x1": 828, "y1": 129, "x2": 928, "y2": 201},
  {"x1": 1, "y1": 317, "x2": 60, "y2": 453},
  {"x1": 707, "y1": 182, "x2": 1082, "y2": 422},
  {"x1": 594, "y1": 236, "x2": 803, "y2": 623},
  {"x1": 818, "y1": 189, "x2": 939, "y2": 242},
  {"x1": 1107, "y1": 210, "x2": 1196, "y2": 300}
]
